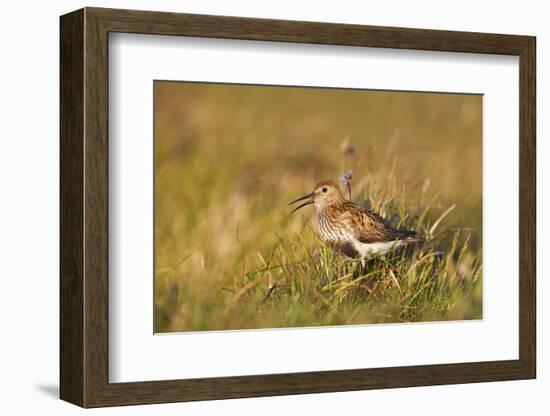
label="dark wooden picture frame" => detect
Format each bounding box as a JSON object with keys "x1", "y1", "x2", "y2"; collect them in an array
[{"x1": 60, "y1": 7, "x2": 536, "y2": 408}]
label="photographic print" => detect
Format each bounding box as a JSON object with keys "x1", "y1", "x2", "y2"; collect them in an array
[{"x1": 154, "y1": 81, "x2": 482, "y2": 333}]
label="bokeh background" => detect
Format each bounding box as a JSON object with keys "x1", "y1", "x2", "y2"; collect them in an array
[{"x1": 154, "y1": 81, "x2": 482, "y2": 332}]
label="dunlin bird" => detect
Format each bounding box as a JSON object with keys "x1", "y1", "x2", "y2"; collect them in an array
[{"x1": 289, "y1": 180, "x2": 418, "y2": 260}]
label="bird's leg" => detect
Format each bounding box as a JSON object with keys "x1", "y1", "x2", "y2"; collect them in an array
[
  {"x1": 354, "y1": 258, "x2": 366, "y2": 277},
  {"x1": 352, "y1": 257, "x2": 365, "y2": 278}
]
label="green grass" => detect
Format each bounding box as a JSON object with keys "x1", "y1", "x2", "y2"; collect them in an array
[{"x1": 154, "y1": 82, "x2": 483, "y2": 332}]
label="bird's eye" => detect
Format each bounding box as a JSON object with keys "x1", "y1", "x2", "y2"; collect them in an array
[{"x1": 322, "y1": 187, "x2": 328, "y2": 193}]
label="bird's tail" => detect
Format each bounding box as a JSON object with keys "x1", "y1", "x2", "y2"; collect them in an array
[{"x1": 396, "y1": 229, "x2": 422, "y2": 242}]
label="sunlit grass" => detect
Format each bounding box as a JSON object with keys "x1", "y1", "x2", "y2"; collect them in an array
[{"x1": 154, "y1": 82, "x2": 482, "y2": 332}]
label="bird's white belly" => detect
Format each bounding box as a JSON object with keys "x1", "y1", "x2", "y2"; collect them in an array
[{"x1": 351, "y1": 239, "x2": 403, "y2": 259}]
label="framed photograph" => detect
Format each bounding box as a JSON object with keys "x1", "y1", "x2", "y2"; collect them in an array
[{"x1": 60, "y1": 7, "x2": 536, "y2": 407}]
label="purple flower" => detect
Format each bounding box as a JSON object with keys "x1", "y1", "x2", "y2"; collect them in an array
[
  {"x1": 340, "y1": 169, "x2": 352, "y2": 183},
  {"x1": 340, "y1": 169, "x2": 353, "y2": 201}
]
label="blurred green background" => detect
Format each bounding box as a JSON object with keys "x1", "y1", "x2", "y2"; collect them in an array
[{"x1": 154, "y1": 81, "x2": 482, "y2": 332}]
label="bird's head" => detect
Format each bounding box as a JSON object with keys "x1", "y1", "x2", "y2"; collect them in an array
[{"x1": 289, "y1": 180, "x2": 345, "y2": 213}]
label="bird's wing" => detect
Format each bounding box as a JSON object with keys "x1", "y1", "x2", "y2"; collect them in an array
[{"x1": 339, "y1": 203, "x2": 399, "y2": 243}]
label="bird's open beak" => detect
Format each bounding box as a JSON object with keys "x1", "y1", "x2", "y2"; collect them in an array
[{"x1": 289, "y1": 192, "x2": 314, "y2": 213}]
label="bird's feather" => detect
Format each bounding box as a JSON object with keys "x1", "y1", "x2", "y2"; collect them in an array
[{"x1": 338, "y1": 201, "x2": 416, "y2": 243}]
